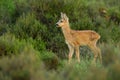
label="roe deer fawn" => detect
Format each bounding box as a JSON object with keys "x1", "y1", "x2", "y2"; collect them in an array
[{"x1": 56, "y1": 12, "x2": 102, "y2": 64}]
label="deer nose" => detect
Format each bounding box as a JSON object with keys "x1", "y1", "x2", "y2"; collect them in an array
[{"x1": 56, "y1": 23, "x2": 59, "y2": 26}]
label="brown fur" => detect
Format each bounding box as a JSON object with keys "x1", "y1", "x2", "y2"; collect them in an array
[{"x1": 56, "y1": 12, "x2": 102, "y2": 64}]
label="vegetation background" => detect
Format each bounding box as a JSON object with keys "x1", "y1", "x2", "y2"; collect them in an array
[{"x1": 0, "y1": 0, "x2": 120, "y2": 80}]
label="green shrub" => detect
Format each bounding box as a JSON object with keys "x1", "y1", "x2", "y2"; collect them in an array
[
  {"x1": 12, "y1": 0, "x2": 32, "y2": 23},
  {"x1": 12, "y1": 13, "x2": 47, "y2": 51},
  {"x1": 0, "y1": 23, "x2": 9, "y2": 36},
  {"x1": 108, "y1": 62, "x2": 120, "y2": 80},
  {"x1": 98, "y1": 27, "x2": 111, "y2": 42},
  {"x1": 57, "y1": 59, "x2": 103, "y2": 80},
  {"x1": 27, "y1": 38, "x2": 46, "y2": 51},
  {"x1": 100, "y1": 42, "x2": 120, "y2": 66},
  {"x1": 111, "y1": 27, "x2": 120, "y2": 42},
  {"x1": 13, "y1": 13, "x2": 47, "y2": 39},
  {"x1": 0, "y1": 0, "x2": 15, "y2": 23},
  {"x1": 40, "y1": 51, "x2": 59, "y2": 70},
  {"x1": 0, "y1": 33, "x2": 31, "y2": 56},
  {"x1": 14, "y1": 0, "x2": 31, "y2": 14},
  {"x1": 0, "y1": 48, "x2": 42, "y2": 80}
]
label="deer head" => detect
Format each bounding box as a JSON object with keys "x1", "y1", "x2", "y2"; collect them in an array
[{"x1": 56, "y1": 12, "x2": 69, "y2": 27}]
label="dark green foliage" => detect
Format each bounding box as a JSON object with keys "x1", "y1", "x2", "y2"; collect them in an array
[
  {"x1": 0, "y1": 23, "x2": 9, "y2": 36},
  {"x1": 100, "y1": 43, "x2": 119, "y2": 66},
  {"x1": 40, "y1": 51, "x2": 59, "y2": 69},
  {"x1": 0, "y1": 0, "x2": 15, "y2": 23},
  {"x1": 13, "y1": 13, "x2": 47, "y2": 39},
  {"x1": 0, "y1": 33, "x2": 31, "y2": 56},
  {"x1": 111, "y1": 27, "x2": 120, "y2": 42},
  {"x1": 12, "y1": 13, "x2": 47, "y2": 51}
]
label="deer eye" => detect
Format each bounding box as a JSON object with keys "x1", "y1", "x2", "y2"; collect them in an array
[{"x1": 61, "y1": 20, "x2": 63, "y2": 22}]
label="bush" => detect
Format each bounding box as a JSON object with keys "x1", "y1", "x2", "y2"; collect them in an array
[
  {"x1": 0, "y1": 0, "x2": 15, "y2": 23},
  {"x1": 27, "y1": 38, "x2": 46, "y2": 51},
  {"x1": 0, "y1": 33, "x2": 32, "y2": 56},
  {"x1": 108, "y1": 62, "x2": 120, "y2": 80},
  {"x1": 0, "y1": 23, "x2": 9, "y2": 36},
  {"x1": 13, "y1": 13, "x2": 47, "y2": 39},
  {"x1": 40, "y1": 51, "x2": 59, "y2": 70},
  {"x1": 100, "y1": 42, "x2": 120, "y2": 66},
  {"x1": 110, "y1": 27, "x2": 120, "y2": 42},
  {"x1": 0, "y1": 48, "x2": 42, "y2": 80},
  {"x1": 12, "y1": 13, "x2": 47, "y2": 51}
]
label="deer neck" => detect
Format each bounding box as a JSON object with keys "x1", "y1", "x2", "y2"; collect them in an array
[{"x1": 61, "y1": 24, "x2": 72, "y2": 40}]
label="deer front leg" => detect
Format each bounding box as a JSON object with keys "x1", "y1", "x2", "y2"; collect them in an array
[
  {"x1": 75, "y1": 46, "x2": 80, "y2": 63},
  {"x1": 67, "y1": 44, "x2": 74, "y2": 63}
]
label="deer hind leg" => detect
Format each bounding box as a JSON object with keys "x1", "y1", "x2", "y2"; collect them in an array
[
  {"x1": 75, "y1": 46, "x2": 80, "y2": 63},
  {"x1": 88, "y1": 42, "x2": 102, "y2": 64},
  {"x1": 88, "y1": 44, "x2": 99, "y2": 64},
  {"x1": 93, "y1": 41, "x2": 102, "y2": 63},
  {"x1": 96, "y1": 46, "x2": 102, "y2": 63},
  {"x1": 67, "y1": 44, "x2": 74, "y2": 63}
]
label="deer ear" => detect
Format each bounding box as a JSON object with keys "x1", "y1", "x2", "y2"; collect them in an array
[
  {"x1": 61, "y1": 12, "x2": 64, "y2": 18},
  {"x1": 63, "y1": 13, "x2": 69, "y2": 21}
]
